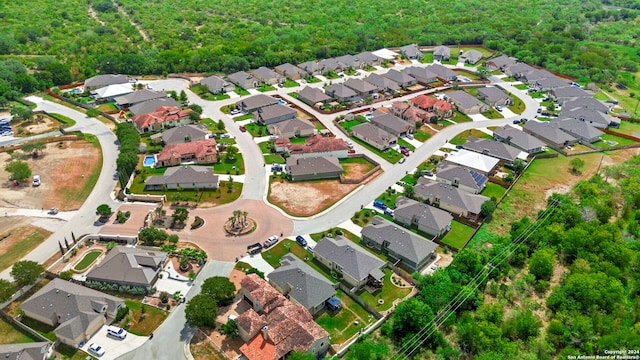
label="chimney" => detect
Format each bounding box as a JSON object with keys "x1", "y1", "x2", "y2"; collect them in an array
[{"x1": 262, "y1": 325, "x2": 269, "y2": 340}]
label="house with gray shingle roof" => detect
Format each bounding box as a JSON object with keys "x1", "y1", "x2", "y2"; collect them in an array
[
  {"x1": 318, "y1": 58, "x2": 343, "y2": 74},
  {"x1": 253, "y1": 104, "x2": 297, "y2": 125},
  {"x1": 462, "y1": 137, "x2": 527, "y2": 164},
  {"x1": 86, "y1": 246, "x2": 167, "y2": 291},
  {"x1": 414, "y1": 179, "x2": 490, "y2": 220},
  {"x1": 426, "y1": 64, "x2": 458, "y2": 81},
  {"x1": 484, "y1": 54, "x2": 517, "y2": 71},
  {"x1": 297, "y1": 86, "x2": 331, "y2": 106},
  {"x1": 537, "y1": 76, "x2": 570, "y2": 91},
  {"x1": 523, "y1": 120, "x2": 578, "y2": 148},
  {"x1": 313, "y1": 236, "x2": 386, "y2": 289},
  {"x1": 237, "y1": 94, "x2": 279, "y2": 112},
  {"x1": 504, "y1": 63, "x2": 535, "y2": 78},
  {"x1": 520, "y1": 69, "x2": 555, "y2": 85},
  {"x1": 356, "y1": 51, "x2": 381, "y2": 66},
  {"x1": 115, "y1": 89, "x2": 168, "y2": 108},
  {"x1": 274, "y1": 63, "x2": 307, "y2": 80},
  {"x1": 145, "y1": 165, "x2": 219, "y2": 190},
  {"x1": 250, "y1": 67, "x2": 285, "y2": 85},
  {"x1": 404, "y1": 66, "x2": 438, "y2": 85},
  {"x1": 364, "y1": 73, "x2": 400, "y2": 93},
  {"x1": 369, "y1": 110, "x2": 415, "y2": 136},
  {"x1": 325, "y1": 83, "x2": 359, "y2": 102},
  {"x1": 269, "y1": 254, "x2": 337, "y2": 316},
  {"x1": 152, "y1": 124, "x2": 210, "y2": 145},
  {"x1": 435, "y1": 163, "x2": 488, "y2": 194},
  {"x1": 20, "y1": 279, "x2": 125, "y2": 347},
  {"x1": 383, "y1": 69, "x2": 417, "y2": 88},
  {"x1": 200, "y1": 75, "x2": 234, "y2": 94},
  {"x1": 477, "y1": 87, "x2": 513, "y2": 107},
  {"x1": 399, "y1": 44, "x2": 423, "y2": 60},
  {"x1": 555, "y1": 118, "x2": 604, "y2": 143},
  {"x1": 446, "y1": 90, "x2": 489, "y2": 114},
  {"x1": 433, "y1": 46, "x2": 451, "y2": 61},
  {"x1": 0, "y1": 342, "x2": 53, "y2": 360},
  {"x1": 492, "y1": 125, "x2": 546, "y2": 153},
  {"x1": 395, "y1": 196, "x2": 453, "y2": 238},
  {"x1": 128, "y1": 97, "x2": 180, "y2": 116},
  {"x1": 460, "y1": 50, "x2": 483, "y2": 64},
  {"x1": 84, "y1": 74, "x2": 128, "y2": 90},
  {"x1": 362, "y1": 215, "x2": 439, "y2": 271},
  {"x1": 560, "y1": 98, "x2": 618, "y2": 128},
  {"x1": 548, "y1": 87, "x2": 592, "y2": 105},
  {"x1": 285, "y1": 156, "x2": 343, "y2": 182},
  {"x1": 335, "y1": 54, "x2": 363, "y2": 70},
  {"x1": 351, "y1": 122, "x2": 397, "y2": 150},
  {"x1": 344, "y1": 78, "x2": 378, "y2": 97},
  {"x1": 297, "y1": 61, "x2": 321, "y2": 75},
  {"x1": 227, "y1": 71, "x2": 259, "y2": 89},
  {"x1": 268, "y1": 118, "x2": 316, "y2": 139}
]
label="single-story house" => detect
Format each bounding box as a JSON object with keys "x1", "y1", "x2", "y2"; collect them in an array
[
  {"x1": 115, "y1": 89, "x2": 168, "y2": 108},
  {"x1": 459, "y1": 50, "x2": 483, "y2": 64},
  {"x1": 279, "y1": 134, "x2": 349, "y2": 158},
  {"x1": 325, "y1": 83, "x2": 359, "y2": 102},
  {"x1": 409, "y1": 94, "x2": 453, "y2": 118},
  {"x1": 390, "y1": 101, "x2": 437, "y2": 124},
  {"x1": 285, "y1": 156, "x2": 343, "y2": 182},
  {"x1": 84, "y1": 74, "x2": 128, "y2": 91},
  {"x1": 462, "y1": 137, "x2": 528, "y2": 164},
  {"x1": 560, "y1": 98, "x2": 618, "y2": 128},
  {"x1": 250, "y1": 67, "x2": 285, "y2": 85},
  {"x1": 519, "y1": 69, "x2": 555, "y2": 85},
  {"x1": 91, "y1": 83, "x2": 133, "y2": 102},
  {"x1": 313, "y1": 236, "x2": 385, "y2": 289},
  {"x1": 269, "y1": 254, "x2": 337, "y2": 316},
  {"x1": 426, "y1": 64, "x2": 458, "y2": 81},
  {"x1": 318, "y1": 58, "x2": 343, "y2": 74},
  {"x1": 537, "y1": 76, "x2": 571, "y2": 91},
  {"x1": 200, "y1": 75, "x2": 234, "y2": 94},
  {"x1": 414, "y1": 179, "x2": 490, "y2": 220},
  {"x1": 335, "y1": 54, "x2": 363, "y2": 70},
  {"x1": 132, "y1": 106, "x2": 192, "y2": 133},
  {"x1": 404, "y1": 66, "x2": 438, "y2": 85},
  {"x1": 371, "y1": 48, "x2": 399, "y2": 60},
  {"x1": 492, "y1": 125, "x2": 546, "y2": 153},
  {"x1": 477, "y1": 87, "x2": 513, "y2": 107},
  {"x1": 20, "y1": 279, "x2": 125, "y2": 347},
  {"x1": 394, "y1": 196, "x2": 453, "y2": 238},
  {"x1": 548, "y1": 87, "x2": 592, "y2": 105},
  {"x1": 369, "y1": 110, "x2": 415, "y2": 136},
  {"x1": 151, "y1": 124, "x2": 210, "y2": 145},
  {"x1": 128, "y1": 97, "x2": 180, "y2": 116},
  {"x1": 555, "y1": 118, "x2": 604, "y2": 143},
  {"x1": 237, "y1": 94, "x2": 279, "y2": 113},
  {"x1": 227, "y1": 71, "x2": 259, "y2": 89},
  {"x1": 145, "y1": 165, "x2": 219, "y2": 191},
  {"x1": 364, "y1": 73, "x2": 400, "y2": 93},
  {"x1": 356, "y1": 51, "x2": 381, "y2": 66},
  {"x1": 504, "y1": 63, "x2": 536, "y2": 78},
  {"x1": 444, "y1": 149, "x2": 500, "y2": 176},
  {"x1": 86, "y1": 246, "x2": 167, "y2": 291},
  {"x1": 383, "y1": 69, "x2": 417, "y2": 88},
  {"x1": 268, "y1": 118, "x2": 316, "y2": 139},
  {"x1": 351, "y1": 122, "x2": 397, "y2": 150},
  {"x1": 155, "y1": 138, "x2": 217, "y2": 167},
  {"x1": 297, "y1": 86, "x2": 331, "y2": 107},
  {"x1": 446, "y1": 90, "x2": 489, "y2": 114},
  {"x1": 0, "y1": 342, "x2": 53, "y2": 360},
  {"x1": 362, "y1": 215, "x2": 439, "y2": 271},
  {"x1": 523, "y1": 120, "x2": 578, "y2": 148},
  {"x1": 253, "y1": 104, "x2": 298, "y2": 125},
  {"x1": 274, "y1": 63, "x2": 306, "y2": 80},
  {"x1": 433, "y1": 46, "x2": 451, "y2": 61},
  {"x1": 297, "y1": 61, "x2": 321, "y2": 75},
  {"x1": 399, "y1": 44, "x2": 423, "y2": 60},
  {"x1": 344, "y1": 78, "x2": 378, "y2": 97},
  {"x1": 435, "y1": 163, "x2": 488, "y2": 194},
  {"x1": 483, "y1": 54, "x2": 517, "y2": 71}
]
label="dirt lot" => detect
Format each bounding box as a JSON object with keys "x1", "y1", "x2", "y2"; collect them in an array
[
  {"x1": 0, "y1": 217, "x2": 52, "y2": 271},
  {"x1": 0, "y1": 140, "x2": 100, "y2": 210},
  {"x1": 17, "y1": 115, "x2": 60, "y2": 136},
  {"x1": 189, "y1": 330, "x2": 228, "y2": 360},
  {"x1": 418, "y1": 124, "x2": 439, "y2": 136},
  {"x1": 341, "y1": 163, "x2": 374, "y2": 179},
  {"x1": 269, "y1": 179, "x2": 359, "y2": 216}
]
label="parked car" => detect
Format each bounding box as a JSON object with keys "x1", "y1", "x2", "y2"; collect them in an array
[
  {"x1": 401, "y1": 149, "x2": 410, "y2": 156},
  {"x1": 230, "y1": 109, "x2": 241, "y2": 115},
  {"x1": 383, "y1": 208, "x2": 394, "y2": 217},
  {"x1": 48, "y1": 208, "x2": 59, "y2": 215},
  {"x1": 247, "y1": 242, "x2": 263, "y2": 255},
  {"x1": 239, "y1": 125, "x2": 247, "y2": 132},
  {"x1": 398, "y1": 157, "x2": 406, "y2": 164},
  {"x1": 512, "y1": 119, "x2": 520, "y2": 124},
  {"x1": 220, "y1": 134, "x2": 232, "y2": 138},
  {"x1": 88, "y1": 343, "x2": 105, "y2": 357},
  {"x1": 32, "y1": 175, "x2": 41, "y2": 187},
  {"x1": 406, "y1": 133, "x2": 414, "y2": 140},
  {"x1": 373, "y1": 200, "x2": 387, "y2": 210},
  {"x1": 347, "y1": 149, "x2": 356, "y2": 154},
  {"x1": 537, "y1": 108, "x2": 542, "y2": 113},
  {"x1": 107, "y1": 326, "x2": 127, "y2": 340},
  {"x1": 263, "y1": 235, "x2": 279, "y2": 248},
  {"x1": 399, "y1": 145, "x2": 407, "y2": 150},
  {"x1": 271, "y1": 164, "x2": 283, "y2": 172},
  {"x1": 423, "y1": 170, "x2": 434, "y2": 177},
  {"x1": 296, "y1": 235, "x2": 307, "y2": 247},
  {"x1": 495, "y1": 106, "x2": 503, "y2": 112}
]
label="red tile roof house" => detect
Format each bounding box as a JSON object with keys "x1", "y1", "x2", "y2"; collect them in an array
[
  {"x1": 409, "y1": 95, "x2": 453, "y2": 119},
  {"x1": 132, "y1": 106, "x2": 193, "y2": 134},
  {"x1": 155, "y1": 138, "x2": 217, "y2": 167},
  {"x1": 390, "y1": 101, "x2": 437, "y2": 124},
  {"x1": 275, "y1": 135, "x2": 349, "y2": 159},
  {"x1": 237, "y1": 274, "x2": 330, "y2": 360}
]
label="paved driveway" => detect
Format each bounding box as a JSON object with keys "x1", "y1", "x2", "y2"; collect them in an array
[{"x1": 81, "y1": 325, "x2": 148, "y2": 360}]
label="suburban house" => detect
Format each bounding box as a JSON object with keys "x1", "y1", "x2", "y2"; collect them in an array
[
  {"x1": 0, "y1": 342, "x2": 53, "y2": 360},
  {"x1": 426, "y1": 64, "x2": 458, "y2": 81},
  {"x1": 356, "y1": 51, "x2": 381, "y2": 66},
  {"x1": 523, "y1": 120, "x2": 578, "y2": 148},
  {"x1": 362, "y1": 215, "x2": 439, "y2": 271},
  {"x1": 462, "y1": 137, "x2": 528, "y2": 164},
  {"x1": 399, "y1": 44, "x2": 423, "y2": 60},
  {"x1": 492, "y1": 125, "x2": 546, "y2": 153},
  {"x1": 20, "y1": 279, "x2": 125, "y2": 347},
  {"x1": 519, "y1": 69, "x2": 556, "y2": 85},
  {"x1": 371, "y1": 48, "x2": 399, "y2": 60},
  {"x1": 86, "y1": 246, "x2": 167, "y2": 291},
  {"x1": 297, "y1": 61, "x2": 321, "y2": 75},
  {"x1": 390, "y1": 101, "x2": 436, "y2": 124},
  {"x1": 537, "y1": 76, "x2": 571, "y2": 91},
  {"x1": 318, "y1": 58, "x2": 343, "y2": 74},
  {"x1": 383, "y1": 69, "x2": 417, "y2": 88},
  {"x1": 414, "y1": 179, "x2": 490, "y2": 220},
  {"x1": 484, "y1": 54, "x2": 517, "y2": 71},
  {"x1": 269, "y1": 254, "x2": 337, "y2": 316},
  {"x1": 365, "y1": 73, "x2": 400, "y2": 93},
  {"x1": 395, "y1": 196, "x2": 453, "y2": 237},
  {"x1": 129, "y1": 97, "x2": 180, "y2": 116},
  {"x1": 335, "y1": 54, "x2": 363, "y2": 70},
  {"x1": 200, "y1": 75, "x2": 234, "y2": 94},
  {"x1": 459, "y1": 50, "x2": 483, "y2": 64},
  {"x1": 297, "y1": 86, "x2": 331, "y2": 107},
  {"x1": 555, "y1": 118, "x2": 604, "y2": 143},
  {"x1": 410, "y1": 94, "x2": 453, "y2": 118},
  {"x1": 91, "y1": 83, "x2": 133, "y2": 102},
  {"x1": 268, "y1": 118, "x2": 316, "y2": 139},
  {"x1": 477, "y1": 87, "x2": 513, "y2": 107},
  {"x1": 228, "y1": 71, "x2": 259, "y2": 89},
  {"x1": 433, "y1": 46, "x2": 451, "y2": 61},
  {"x1": 351, "y1": 122, "x2": 397, "y2": 150},
  {"x1": 274, "y1": 63, "x2": 306, "y2": 80},
  {"x1": 548, "y1": 86, "x2": 592, "y2": 105},
  {"x1": 145, "y1": 165, "x2": 219, "y2": 191},
  {"x1": 132, "y1": 106, "x2": 192, "y2": 133},
  {"x1": 435, "y1": 163, "x2": 488, "y2": 194},
  {"x1": 237, "y1": 274, "x2": 330, "y2": 360},
  {"x1": 404, "y1": 66, "x2": 438, "y2": 85},
  {"x1": 313, "y1": 236, "x2": 386, "y2": 289},
  {"x1": 446, "y1": 90, "x2": 489, "y2": 114},
  {"x1": 444, "y1": 149, "x2": 500, "y2": 176},
  {"x1": 155, "y1": 138, "x2": 217, "y2": 167},
  {"x1": 344, "y1": 78, "x2": 378, "y2": 98},
  {"x1": 115, "y1": 89, "x2": 168, "y2": 108},
  {"x1": 84, "y1": 74, "x2": 128, "y2": 91},
  {"x1": 278, "y1": 134, "x2": 349, "y2": 158},
  {"x1": 251, "y1": 67, "x2": 285, "y2": 85},
  {"x1": 252, "y1": 104, "x2": 298, "y2": 125},
  {"x1": 563, "y1": 96, "x2": 610, "y2": 114},
  {"x1": 151, "y1": 124, "x2": 210, "y2": 145},
  {"x1": 285, "y1": 156, "x2": 343, "y2": 182},
  {"x1": 237, "y1": 94, "x2": 279, "y2": 113},
  {"x1": 560, "y1": 98, "x2": 618, "y2": 128},
  {"x1": 504, "y1": 63, "x2": 536, "y2": 78},
  {"x1": 369, "y1": 110, "x2": 415, "y2": 136},
  {"x1": 325, "y1": 83, "x2": 359, "y2": 102}
]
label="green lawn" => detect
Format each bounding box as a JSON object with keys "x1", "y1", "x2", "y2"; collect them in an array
[
  {"x1": 97, "y1": 102, "x2": 118, "y2": 112},
  {"x1": 617, "y1": 121, "x2": 640, "y2": 137},
  {"x1": 397, "y1": 138, "x2": 415, "y2": 151},
  {"x1": 73, "y1": 250, "x2": 102, "y2": 271},
  {"x1": 0, "y1": 228, "x2": 51, "y2": 272},
  {"x1": 282, "y1": 79, "x2": 299, "y2": 88},
  {"x1": 481, "y1": 182, "x2": 507, "y2": 201},
  {"x1": 264, "y1": 154, "x2": 285, "y2": 164},
  {"x1": 258, "y1": 141, "x2": 274, "y2": 154},
  {"x1": 339, "y1": 119, "x2": 365, "y2": 133},
  {"x1": 508, "y1": 96, "x2": 525, "y2": 114},
  {"x1": 316, "y1": 289, "x2": 373, "y2": 343},
  {"x1": 261, "y1": 240, "x2": 334, "y2": 282},
  {"x1": 0, "y1": 319, "x2": 39, "y2": 344},
  {"x1": 289, "y1": 137, "x2": 306, "y2": 144},
  {"x1": 592, "y1": 133, "x2": 637, "y2": 148},
  {"x1": 244, "y1": 122, "x2": 268, "y2": 137},
  {"x1": 232, "y1": 114, "x2": 253, "y2": 121},
  {"x1": 20, "y1": 317, "x2": 56, "y2": 341},
  {"x1": 593, "y1": 90, "x2": 609, "y2": 101},
  {"x1": 483, "y1": 107, "x2": 505, "y2": 119},
  {"x1": 451, "y1": 111, "x2": 472, "y2": 123},
  {"x1": 450, "y1": 129, "x2": 492, "y2": 145},
  {"x1": 376, "y1": 189, "x2": 402, "y2": 210},
  {"x1": 414, "y1": 129, "x2": 431, "y2": 142},
  {"x1": 349, "y1": 136, "x2": 403, "y2": 164},
  {"x1": 124, "y1": 300, "x2": 168, "y2": 336},
  {"x1": 257, "y1": 84, "x2": 276, "y2": 92},
  {"x1": 419, "y1": 52, "x2": 435, "y2": 64},
  {"x1": 234, "y1": 86, "x2": 250, "y2": 95},
  {"x1": 514, "y1": 84, "x2": 529, "y2": 90},
  {"x1": 357, "y1": 268, "x2": 411, "y2": 312},
  {"x1": 440, "y1": 221, "x2": 476, "y2": 250},
  {"x1": 303, "y1": 76, "x2": 322, "y2": 83},
  {"x1": 214, "y1": 154, "x2": 245, "y2": 174},
  {"x1": 49, "y1": 113, "x2": 76, "y2": 127}
]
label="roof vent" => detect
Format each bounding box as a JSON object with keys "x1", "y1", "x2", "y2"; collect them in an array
[
  {"x1": 56, "y1": 289, "x2": 59, "y2": 293},
  {"x1": 67, "y1": 293, "x2": 71, "y2": 297}
]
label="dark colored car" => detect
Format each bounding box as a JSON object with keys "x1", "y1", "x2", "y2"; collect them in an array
[
  {"x1": 239, "y1": 125, "x2": 247, "y2": 132},
  {"x1": 296, "y1": 235, "x2": 307, "y2": 247}
]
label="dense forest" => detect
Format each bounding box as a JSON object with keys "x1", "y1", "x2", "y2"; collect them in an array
[{"x1": 344, "y1": 156, "x2": 640, "y2": 359}]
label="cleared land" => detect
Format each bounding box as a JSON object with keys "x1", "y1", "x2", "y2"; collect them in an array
[
  {"x1": 0, "y1": 220, "x2": 51, "y2": 272},
  {"x1": 268, "y1": 177, "x2": 360, "y2": 216}
]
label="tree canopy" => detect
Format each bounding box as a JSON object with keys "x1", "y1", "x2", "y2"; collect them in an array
[
  {"x1": 5, "y1": 160, "x2": 31, "y2": 183},
  {"x1": 185, "y1": 293, "x2": 217, "y2": 328},
  {"x1": 201, "y1": 276, "x2": 236, "y2": 306},
  {"x1": 11, "y1": 260, "x2": 44, "y2": 287}
]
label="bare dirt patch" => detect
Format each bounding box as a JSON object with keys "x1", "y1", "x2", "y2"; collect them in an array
[
  {"x1": 0, "y1": 140, "x2": 100, "y2": 210},
  {"x1": 190, "y1": 329, "x2": 230, "y2": 360},
  {"x1": 19, "y1": 115, "x2": 60, "y2": 136},
  {"x1": 418, "y1": 125, "x2": 438, "y2": 136},
  {"x1": 0, "y1": 217, "x2": 52, "y2": 271},
  {"x1": 342, "y1": 163, "x2": 373, "y2": 179},
  {"x1": 269, "y1": 179, "x2": 358, "y2": 216}
]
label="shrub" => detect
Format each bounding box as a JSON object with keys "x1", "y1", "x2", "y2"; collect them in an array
[
  {"x1": 59, "y1": 271, "x2": 72, "y2": 280},
  {"x1": 191, "y1": 216, "x2": 204, "y2": 230},
  {"x1": 114, "y1": 306, "x2": 129, "y2": 322},
  {"x1": 160, "y1": 291, "x2": 169, "y2": 304}
]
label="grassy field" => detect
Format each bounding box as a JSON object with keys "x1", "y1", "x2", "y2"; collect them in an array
[
  {"x1": 124, "y1": 300, "x2": 168, "y2": 336},
  {"x1": 357, "y1": 268, "x2": 411, "y2": 312},
  {"x1": 449, "y1": 129, "x2": 492, "y2": 145},
  {"x1": 514, "y1": 84, "x2": 529, "y2": 90},
  {"x1": 339, "y1": 119, "x2": 364, "y2": 133},
  {"x1": 282, "y1": 79, "x2": 299, "y2": 88},
  {"x1": 264, "y1": 154, "x2": 285, "y2": 164},
  {"x1": 440, "y1": 221, "x2": 476, "y2": 250},
  {"x1": 0, "y1": 227, "x2": 51, "y2": 272},
  {"x1": 481, "y1": 182, "x2": 507, "y2": 201},
  {"x1": 66, "y1": 134, "x2": 102, "y2": 206},
  {"x1": 484, "y1": 107, "x2": 505, "y2": 119},
  {"x1": 616, "y1": 121, "x2": 640, "y2": 137},
  {"x1": 214, "y1": 154, "x2": 245, "y2": 174},
  {"x1": 73, "y1": 250, "x2": 102, "y2": 271},
  {"x1": 414, "y1": 129, "x2": 432, "y2": 142},
  {"x1": 316, "y1": 289, "x2": 373, "y2": 344},
  {"x1": 592, "y1": 133, "x2": 637, "y2": 148},
  {"x1": 49, "y1": 113, "x2": 77, "y2": 127},
  {"x1": 508, "y1": 95, "x2": 525, "y2": 114},
  {"x1": 0, "y1": 319, "x2": 38, "y2": 344}
]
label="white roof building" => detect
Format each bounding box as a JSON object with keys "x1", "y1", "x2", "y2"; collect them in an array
[
  {"x1": 91, "y1": 83, "x2": 133, "y2": 99},
  {"x1": 444, "y1": 149, "x2": 500, "y2": 175},
  {"x1": 372, "y1": 48, "x2": 399, "y2": 60}
]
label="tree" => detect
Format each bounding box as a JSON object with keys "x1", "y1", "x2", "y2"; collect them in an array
[
  {"x1": 389, "y1": 298, "x2": 434, "y2": 343},
  {"x1": 11, "y1": 260, "x2": 44, "y2": 287},
  {"x1": 185, "y1": 294, "x2": 217, "y2": 328},
  {"x1": 179, "y1": 90, "x2": 188, "y2": 102},
  {"x1": 480, "y1": 200, "x2": 496, "y2": 217},
  {"x1": 172, "y1": 207, "x2": 189, "y2": 224},
  {"x1": 529, "y1": 248, "x2": 556, "y2": 281},
  {"x1": 226, "y1": 146, "x2": 238, "y2": 161},
  {"x1": 403, "y1": 184, "x2": 415, "y2": 199},
  {"x1": 201, "y1": 276, "x2": 236, "y2": 306},
  {"x1": 188, "y1": 111, "x2": 201, "y2": 122},
  {"x1": 346, "y1": 338, "x2": 388, "y2": 360},
  {"x1": 138, "y1": 227, "x2": 169, "y2": 245},
  {"x1": 219, "y1": 319, "x2": 238, "y2": 338},
  {"x1": 502, "y1": 310, "x2": 542, "y2": 342},
  {"x1": 0, "y1": 279, "x2": 15, "y2": 302},
  {"x1": 512, "y1": 158, "x2": 526, "y2": 175},
  {"x1": 10, "y1": 106, "x2": 33, "y2": 122},
  {"x1": 216, "y1": 119, "x2": 225, "y2": 131},
  {"x1": 21, "y1": 141, "x2": 45, "y2": 157},
  {"x1": 287, "y1": 352, "x2": 316, "y2": 360},
  {"x1": 5, "y1": 160, "x2": 31, "y2": 183},
  {"x1": 96, "y1": 204, "x2": 112, "y2": 218},
  {"x1": 569, "y1": 158, "x2": 585, "y2": 174}
]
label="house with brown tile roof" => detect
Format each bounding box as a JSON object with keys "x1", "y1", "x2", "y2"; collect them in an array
[
  {"x1": 237, "y1": 274, "x2": 330, "y2": 360},
  {"x1": 282, "y1": 135, "x2": 349, "y2": 159},
  {"x1": 390, "y1": 101, "x2": 437, "y2": 124},
  {"x1": 156, "y1": 138, "x2": 217, "y2": 167},
  {"x1": 86, "y1": 246, "x2": 167, "y2": 291},
  {"x1": 132, "y1": 106, "x2": 193, "y2": 134},
  {"x1": 144, "y1": 165, "x2": 219, "y2": 191},
  {"x1": 409, "y1": 94, "x2": 453, "y2": 118},
  {"x1": 285, "y1": 156, "x2": 343, "y2": 182},
  {"x1": 268, "y1": 118, "x2": 316, "y2": 139}
]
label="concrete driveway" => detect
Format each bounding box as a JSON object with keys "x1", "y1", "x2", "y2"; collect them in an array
[{"x1": 81, "y1": 325, "x2": 148, "y2": 360}]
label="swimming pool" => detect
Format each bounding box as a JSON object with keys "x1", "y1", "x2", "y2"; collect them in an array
[
  {"x1": 143, "y1": 155, "x2": 156, "y2": 167},
  {"x1": 365, "y1": 113, "x2": 373, "y2": 120},
  {"x1": 278, "y1": 99, "x2": 287, "y2": 105}
]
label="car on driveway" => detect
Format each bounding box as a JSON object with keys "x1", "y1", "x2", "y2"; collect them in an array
[
  {"x1": 264, "y1": 235, "x2": 279, "y2": 248},
  {"x1": 88, "y1": 343, "x2": 105, "y2": 357},
  {"x1": 271, "y1": 164, "x2": 283, "y2": 172},
  {"x1": 401, "y1": 148, "x2": 410, "y2": 156},
  {"x1": 296, "y1": 235, "x2": 307, "y2": 247},
  {"x1": 398, "y1": 157, "x2": 406, "y2": 164}
]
